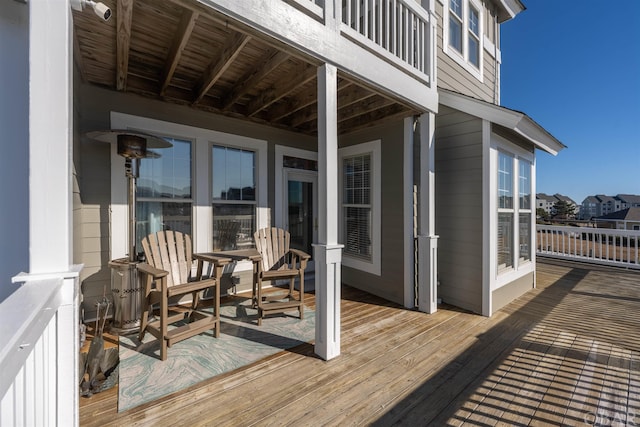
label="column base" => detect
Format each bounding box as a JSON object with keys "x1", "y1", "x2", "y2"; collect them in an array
[{"x1": 312, "y1": 243, "x2": 343, "y2": 360}]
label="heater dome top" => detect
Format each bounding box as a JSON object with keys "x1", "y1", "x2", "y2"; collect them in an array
[{"x1": 86, "y1": 130, "x2": 172, "y2": 148}]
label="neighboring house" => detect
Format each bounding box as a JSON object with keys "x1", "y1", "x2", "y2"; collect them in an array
[
  {"x1": 579, "y1": 194, "x2": 640, "y2": 219},
  {"x1": 536, "y1": 193, "x2": 557, "y2": 216},
  {"x1": 617, "y1": 194, "x2": 640, "y2": 210},
  {"x1": 597, "y1": 194, "x2": 621, "y2": 216},
  {"x1": 594, "y1": 208, "x2": 640, "y2": 230},
  {"x1": 580, "y1": 195, "x2": 600, "y2": 220},
  {"x1": 1, "y1": 0, "x2": 564, "y2": 423},
  {"x1": 536, "y1": 193, "x2": 576, "y2": 218}
]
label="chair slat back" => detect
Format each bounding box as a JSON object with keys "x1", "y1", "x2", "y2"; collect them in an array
[
  {"x1": 142, "y1": 231, "x2": 192, "y2": 287},
  {"x1": 254, "y1": 227, "x2": 290, "y2": 272}
]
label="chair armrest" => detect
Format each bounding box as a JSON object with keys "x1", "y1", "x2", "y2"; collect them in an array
[
  {"x1": 193, "y1": 253, "x2": 232, "y2": 266},
  {"x1": 289, "y1": 249, "x2": 311, "y2": 260},
  {"x1": 137, "y1": 263, "x2": 169, "y2": 279}
]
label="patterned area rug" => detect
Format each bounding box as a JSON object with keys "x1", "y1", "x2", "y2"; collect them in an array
[{"x1": 118, "y1": 296, "x2": 315, "y2": 412}]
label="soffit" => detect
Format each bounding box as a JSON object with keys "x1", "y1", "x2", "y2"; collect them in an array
[
  {"x1": 72, "y1": 0, "x2": 419, "y2": 136},
  {"x1": 438, "y1": 89, "x2": 566, "y2": 155}
]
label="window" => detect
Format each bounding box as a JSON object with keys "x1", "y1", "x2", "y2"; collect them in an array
[
  {"x1": 468, "y1": 6, "x2": 480, "y2": 67},
  {"x1": 339, "y1": 140, "x2": 381, "y2": 275},
  {"x1": 444, "y1": 0, "x2": 483, "y2": 79},
  {"x1": 211, "y1": 145, "x2": 256, "y2": 250},
  {"x1": 449, "y1": 0, "x2": 463, "y2": 53},
  {"x1": 136, "y1": 137, "x2": 192, "y2": 257},
  {"x1": 519, "y1": 160, "x2": 531, "y2": 262},
  {"x1": 343, "y1": 154, "x2": 372, "y2": 260},
  {"x1": 497, "y1": 152, "x2": 513, "y2": 271},
  {"x1": 496, "y1": 150, "x2": 533, "y2": 273}
]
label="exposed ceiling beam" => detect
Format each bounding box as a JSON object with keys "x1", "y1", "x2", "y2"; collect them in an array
[
  {"x1": 160, "y1": 9, "x2": 198, "y2": 96},
  {"x1": 72, "y1": 32, "x2": 87, "y2": 83},
  {"x1": 338, "y1": 104, "x2": 412, "y2": 134},
  {"x1": 246, "y1": 63, "x2": 316, "y2": 116},
  {"x1": 193, "y1": 32, "x2": 251, "y2": 104},
  {"x1": 221, "y1": 50, "x2": 290, "y2": 110},
  {"x1": 338, "y1": 96, "x2": 395, "y2": 124},
  {"x1": 267, "y1": 86, "x2": 316, "y2": 121},
  {"x1": 116, "y1": 0, "x2": 133, "y2": 91}
]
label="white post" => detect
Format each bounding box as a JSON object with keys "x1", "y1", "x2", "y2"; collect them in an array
[
  {"x1": 417, "y1": 112, "x2": 438, "y2": 313},
  {"x1": 29, "y1": 0, "x2": 73, "y2": 273},
  {"x1": 314, "y1": 64, "x2": 343, "y2": 360},
  {"x1": 28, "y1": 1, "x2": 78, "y2": 425}
]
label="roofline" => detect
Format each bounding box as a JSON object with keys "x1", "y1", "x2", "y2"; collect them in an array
[
  {"x1": 495, "y1": 0, "x2": 526, "y2": 23},
  {"x1": 438, "y1": 89, "x2": 566, "y2": 156}
]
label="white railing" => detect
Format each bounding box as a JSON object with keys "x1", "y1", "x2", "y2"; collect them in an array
[
  {"x1": 341, "y1": 0, "x2": 432, "y2": 81},
  {"x1": 1, "y1": 271, "x2": 80, "y2": 427},
  {"x1": 536, "y1": 225, "x2": 640, "y2": 269}
]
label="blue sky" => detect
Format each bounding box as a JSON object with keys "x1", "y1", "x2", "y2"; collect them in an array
[{"x1": 500, "y1": 0, "x2": 640, "y2": 205}]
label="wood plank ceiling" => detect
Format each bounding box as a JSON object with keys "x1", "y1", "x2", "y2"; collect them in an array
[{"x1": 72, "y1": 0, "x2": 418, "y2": 136}]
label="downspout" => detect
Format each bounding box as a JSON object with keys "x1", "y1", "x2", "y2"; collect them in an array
[{"x1": 493, "y1": 11, "x2": 499, "y2": 104}]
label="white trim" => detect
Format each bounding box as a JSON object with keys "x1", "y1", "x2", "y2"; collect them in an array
[
  {"x1": 403, "y1": 117, "x2": 415, "y2": 308},
  {"x1": 442, "y1": 0, "x2": 484, "y2": 82},
  {"x1": 483, "y1": 35, "x2": 501, "y2": 63},
  {"x1": 338, "y1": 140, "x2": 382, "y2": 276},
  {"x1": 439, "y1": 89, "x2": 565, "y2": 155},
  {"x1": 482, "y1": 120, "x2": 492, "y2": 316},
  {"x1": 274, "y1": 145, "x2": 318, "y2": 230},
  {"x1": 109, "y1": 113, "x2": 267, "y2": 276},
  {"x1": 490, "y1": 132, "x2": 535, "y2": 292}
]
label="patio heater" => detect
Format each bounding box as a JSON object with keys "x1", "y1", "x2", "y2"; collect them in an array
[{"x1": 87, "y1": 130, "x2": 172, "y2": 335}]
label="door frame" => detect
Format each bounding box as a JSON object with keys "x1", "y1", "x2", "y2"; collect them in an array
[
  {"x1": 274, "y1": 145, "x2": 318, "y2": 230},
  {"x1": 275, "y1": 145, "x2": 318, "y2": 271}
]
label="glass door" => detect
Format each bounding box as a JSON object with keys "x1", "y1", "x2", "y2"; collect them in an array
[{"x1": 285, "y1": 170, "x2": 317, "y2": 271}]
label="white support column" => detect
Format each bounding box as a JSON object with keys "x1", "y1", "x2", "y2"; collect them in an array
[
  {"x1": 28, "y1": 1, "x2": 78, "y2": 425},
  {"x1": 29, "y1": 0, "x2": 73, "y2": 273},
  {"x1": 314, "y1": 64, "x2": 343, "y2": 361},
  {"x1": 417, "y1": 112, "x2": 438, "y2": 313}
]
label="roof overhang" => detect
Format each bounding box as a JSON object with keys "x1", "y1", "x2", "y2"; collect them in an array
[
  {"x1": 438, "y1": 89, "x2": 566, "y2": 156},
  {"x1": 495, "y1": 0, "x2": 526, "y2": 23}
]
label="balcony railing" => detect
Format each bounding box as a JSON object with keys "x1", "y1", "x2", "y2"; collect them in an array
[
  {"x1": 536, "y1": 224, "x2": 640, "y2": 269},
  {"x1": 289, "y1": 0, "x2": 433, "y2": 82},
  {"x1": 341, "y1": 0, "x2": 432, "y2": 81},
  {"x1": 1, "y1": 270, "x2": 81, "y2": 426}
]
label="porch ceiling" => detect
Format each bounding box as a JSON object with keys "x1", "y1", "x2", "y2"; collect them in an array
[{"x1": 72, "y1": 0, "x2": 419, "y2": 136}]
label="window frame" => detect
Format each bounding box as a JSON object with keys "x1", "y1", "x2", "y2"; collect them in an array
[
  {"x1": 109, "y1": 112, "x2": 268, "y2": 262},
  {"x1": 490, "y1": 134, "x2": 535, "y2": 290},
  {"x1": 338, "y1": 140, "x2": 381, "y2": 276},
  {"x1": 443, "y1": 0, "x2": 484, "y2": 81},
  {"x1": 136, "y1": 136, "x2": 195, "y2": 256},
  {"x1": 210, "y1": 143, "x2": 258, "y2": 251}
]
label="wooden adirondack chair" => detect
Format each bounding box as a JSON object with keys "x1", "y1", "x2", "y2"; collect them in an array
[
  {"x1": 138, "y1": 231, "x2": 231, "y2": 361},
  {"x1": 253, "y1": 227, "x2": 311, "y2": 326}
]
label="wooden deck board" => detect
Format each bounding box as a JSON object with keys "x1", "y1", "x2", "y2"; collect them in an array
[{"x1": 80, "y1": 259, "x2": 640, "y2": 426}]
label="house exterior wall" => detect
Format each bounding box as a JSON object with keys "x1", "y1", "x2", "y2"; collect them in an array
[
  {"x1": 435, "y1": 107, "x2": 484, "y2": 313},
  {"x1": 75, "y1": 82, "x2": 316, "y2": 320},
  {"x1": 435, "y1": 0, "x2": 500, "y2": 103},
  {"x1": 340, "y1": 120, "x2": 408, "y2": 305}
]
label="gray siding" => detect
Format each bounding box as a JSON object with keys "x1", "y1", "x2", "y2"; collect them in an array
[
  {"x1": 435, "y1": 106, "x2": 483, "y2": 314},
  {"x1": 435, "y1": 1, "x2": 499, "y2": 103},
  {"x1": 75, "y1": 82, "x2": 316, "y2": 321},
  {"x1": 340, "y1": 120, "x2": 407, "y2": 305}
]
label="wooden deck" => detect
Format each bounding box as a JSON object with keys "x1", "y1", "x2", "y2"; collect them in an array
[{"x1": 80, "y1": 259, "x2": 640, "y2": 426}]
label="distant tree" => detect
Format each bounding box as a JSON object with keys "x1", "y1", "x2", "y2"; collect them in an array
[
  {"x1": 552, "y1": 200, "x2": 577, "y2": 220},
  {"x1": 536, "y1": 208, "x2": 550, "y2": 222}
]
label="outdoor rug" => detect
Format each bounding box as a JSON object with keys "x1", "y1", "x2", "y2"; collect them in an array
[{"x1": 117, "y1": 295, "x2": 315, "y2": 412}]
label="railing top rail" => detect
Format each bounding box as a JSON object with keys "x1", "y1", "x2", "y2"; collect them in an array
[
  {"x1": 537, "y1": 224, "x2": 640, "y2": 237},
  {"x1": 0, "y1": 278, "x2": 64, "y2": 398}
]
